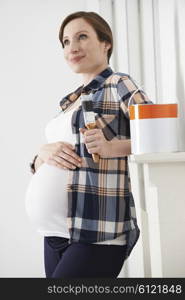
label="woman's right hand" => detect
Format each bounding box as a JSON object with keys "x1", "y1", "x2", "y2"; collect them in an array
[{"x1": 38, "y1": 141, "x2": 82, "y2": 170}]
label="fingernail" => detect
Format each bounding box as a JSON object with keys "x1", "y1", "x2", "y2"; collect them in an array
[{"x1": 78, "y1": 164, "x2": 82, "y2": 167}]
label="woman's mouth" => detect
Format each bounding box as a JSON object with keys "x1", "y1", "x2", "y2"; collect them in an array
[{"x1": 70, "y1": 56, "x2": 85, "y2": 63}]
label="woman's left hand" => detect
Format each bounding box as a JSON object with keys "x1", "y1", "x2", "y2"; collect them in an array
[{"x1": 79, "y1": 128, "x2": 112, "y2": 158}]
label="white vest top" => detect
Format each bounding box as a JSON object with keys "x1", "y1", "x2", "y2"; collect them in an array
[{"x1": 25, "y1": 99, "x2": 126, "y2": 245}]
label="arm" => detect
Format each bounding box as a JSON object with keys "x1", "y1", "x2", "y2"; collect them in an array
[
  {"x1": 79, "y1": 128, "x2": 131, "y2": 158},
  {"x1": 109, "y1": 139, "x2": 131, "y2": 157},
  {"x1": 29, "y1": 141, "x2": 82, "y2": 174},
  {"x1": 117, "y1": 75, "x2": 153, "y2": 119},
  {"x1": 79, "y1": 76, "x2": 151, "y2": 159}
]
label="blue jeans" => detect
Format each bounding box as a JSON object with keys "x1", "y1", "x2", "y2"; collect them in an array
[{"x1": 44, "y1": 236, "x2": 127, "y2": 278}]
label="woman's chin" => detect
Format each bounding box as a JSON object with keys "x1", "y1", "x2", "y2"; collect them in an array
[{"x1": 70, "y1": 65, "x2": 86, "y2": 73}]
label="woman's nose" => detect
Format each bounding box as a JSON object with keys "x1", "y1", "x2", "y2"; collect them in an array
[{"x1": 69, "y1": 40, "x2": 79, "y2": 53}]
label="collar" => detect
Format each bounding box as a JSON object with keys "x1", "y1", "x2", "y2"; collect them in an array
[{"x1": 60, "y1": 66, "x2": 113, "y2": 111}]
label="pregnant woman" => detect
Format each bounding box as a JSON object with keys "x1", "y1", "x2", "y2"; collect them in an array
[{"x1": 25, "y1": 11, "x2": 152, "y2": 278}]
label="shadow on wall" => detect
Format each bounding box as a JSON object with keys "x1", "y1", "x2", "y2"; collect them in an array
[{"x1": 174, "y1": 4, "x2": 185, "y2": 152}]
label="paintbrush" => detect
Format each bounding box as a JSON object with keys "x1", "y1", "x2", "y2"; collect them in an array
[{"x1": 81, "y1": 94, "x2": 100, "y2": 163}]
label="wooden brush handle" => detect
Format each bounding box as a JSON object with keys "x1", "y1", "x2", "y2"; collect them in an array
[
  {"x1": 92, "y1": 153, "x2": 100, "y2": 163},
  {"x1": 86, "y1": 123, "x2": 100, "y2": 163}
]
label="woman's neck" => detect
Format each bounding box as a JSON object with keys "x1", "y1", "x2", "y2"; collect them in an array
[{"x1": 81, "y1": 64, "x2": 109, "y2": 87}]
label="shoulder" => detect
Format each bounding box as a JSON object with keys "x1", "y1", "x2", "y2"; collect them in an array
[
  {"x1": 104, "y1": 71, "x2": 134, "y2": 86},
  {"x1": 103, "y1": 71, "x2": 139, "y2": 97}
]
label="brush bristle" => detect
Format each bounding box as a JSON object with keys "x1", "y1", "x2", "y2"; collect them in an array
[{"x1": 81, "y1": 100, "x2": 93, "y2": 112}]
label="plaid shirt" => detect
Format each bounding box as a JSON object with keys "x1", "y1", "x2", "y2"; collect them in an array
[{"x1": 59, "y1": 67, "x2": 152, "y2": 258}]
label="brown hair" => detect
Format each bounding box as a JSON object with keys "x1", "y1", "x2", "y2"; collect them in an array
[{"x1": 59, "y1": 11, "x2": 113, "y2": 63}]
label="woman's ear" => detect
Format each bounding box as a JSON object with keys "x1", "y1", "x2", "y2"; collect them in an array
[{"x1": 104, "y1": 42, "x2": 111, "y2": 51}]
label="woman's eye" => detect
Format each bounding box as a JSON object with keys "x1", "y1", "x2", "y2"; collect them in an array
[
  {"x1": 63, "y1": 34, "x2": 87, "y2": 46},
  {"x1": 63, "y1": 39, "x2": 69, "y2": 46},
  {"x1": 79, "y1": 34, "x2": 87, "y2": 40}
]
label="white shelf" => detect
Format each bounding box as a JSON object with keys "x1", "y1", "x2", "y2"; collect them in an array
[
  {"x1": 127, "y1": 151, "x2": 185, "y2": 277},
  {"x1": 128, "y1": 152, "x2": 185, "y2": 164}
]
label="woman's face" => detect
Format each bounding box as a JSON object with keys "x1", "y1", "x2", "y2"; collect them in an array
[{"x1": 62, "y1": 18, "x2": 110, "y2": 74}]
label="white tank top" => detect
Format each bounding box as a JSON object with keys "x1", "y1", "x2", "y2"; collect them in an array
[{"x1": 25, "y1": 99, "x2": 126, "y2": 245}]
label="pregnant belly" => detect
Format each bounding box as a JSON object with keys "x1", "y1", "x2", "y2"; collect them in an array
[{"x1": 25, "y1": 163, "x2": 68, "y2": 226}]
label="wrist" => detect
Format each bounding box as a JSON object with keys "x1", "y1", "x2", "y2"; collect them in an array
[
  {"x1": 30, "y1": 155, "x2": 44, "y2": 174},
  {"x1": 107, "y1": 140, "x2": 115, "y2": 158},
  {"x1": 109, "y1": 139, "x2": 131, "y2": 158},
  {"x1": 30, "y1": 155, "x2": 38, "y2": 174}
]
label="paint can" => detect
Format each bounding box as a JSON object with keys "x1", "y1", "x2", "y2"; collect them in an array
[{"x1": 129, "y1": 103, "x2": 179, "y2": 154}]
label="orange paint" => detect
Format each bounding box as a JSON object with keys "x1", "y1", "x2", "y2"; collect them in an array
[{"x1": 129, "y1": 104, "x2": 178, "y2": 120}]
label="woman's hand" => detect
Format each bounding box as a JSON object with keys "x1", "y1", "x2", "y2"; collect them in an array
[
  {"x1": 38, "y1": 141, "x2": 82, "y2": 170},
  {"x1": 79, "y1": 128, "x2": 112, "y2": 158}
]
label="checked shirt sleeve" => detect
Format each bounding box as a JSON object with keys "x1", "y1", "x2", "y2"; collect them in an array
[{"x1": 117, "y1": 75, "x2": 153, "y2": 119}]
